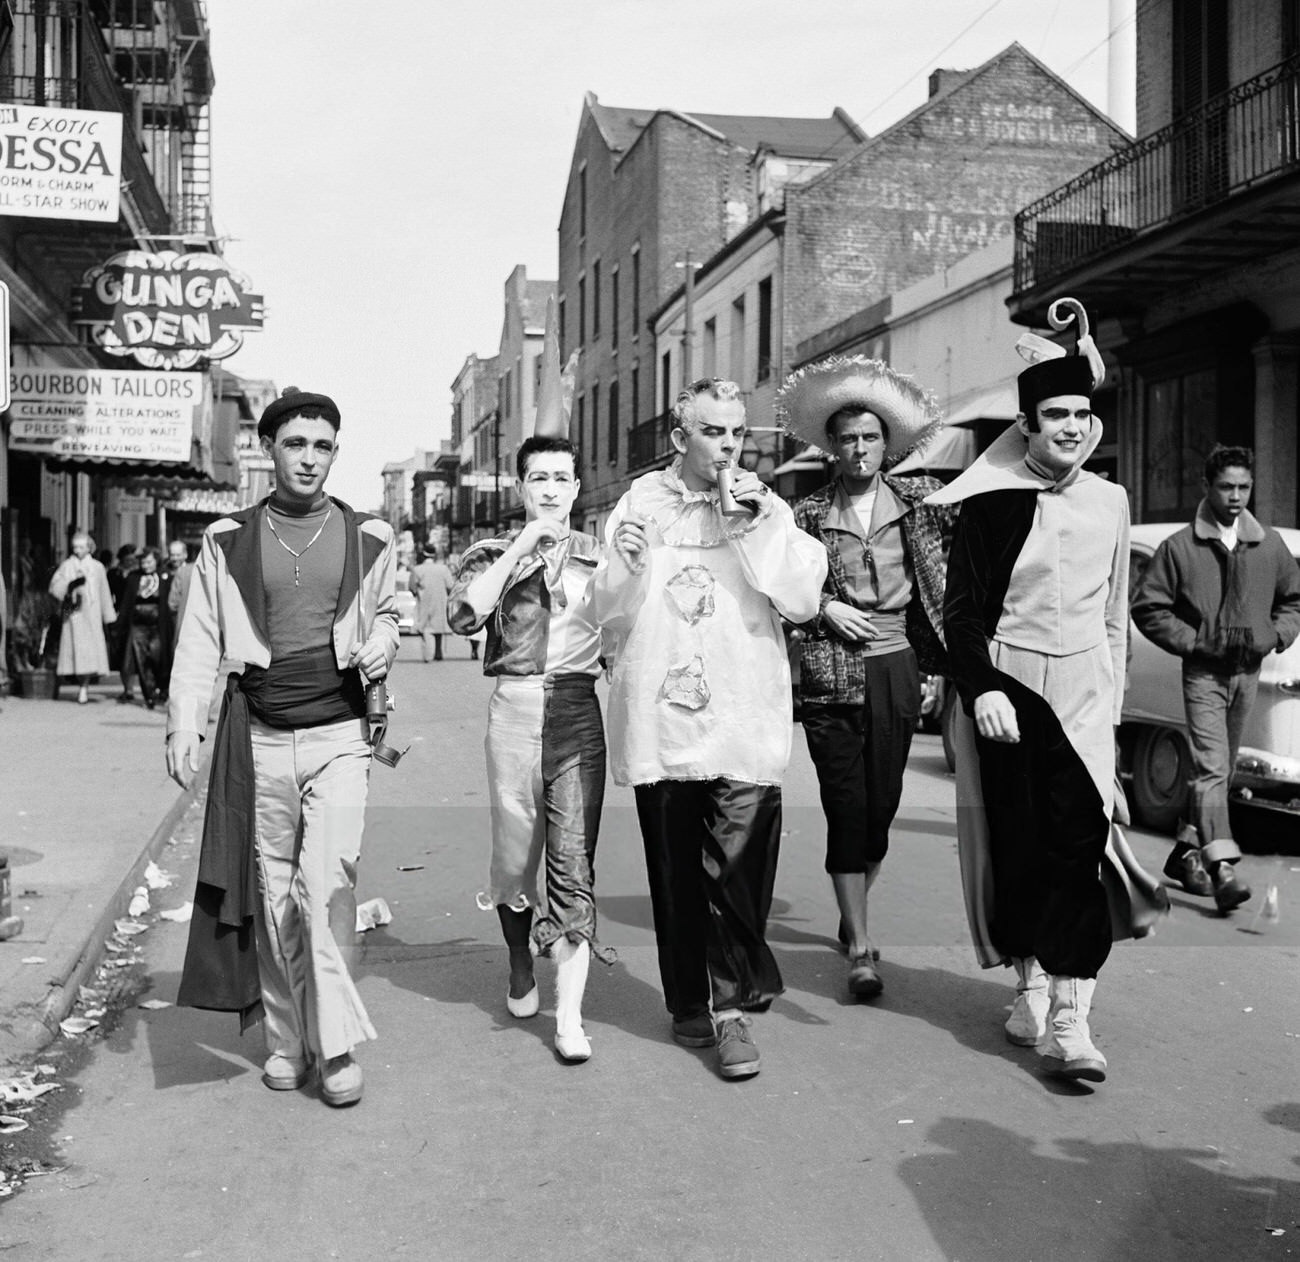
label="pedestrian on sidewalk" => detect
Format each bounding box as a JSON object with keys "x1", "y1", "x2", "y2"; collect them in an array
[
  {"x1": 931, "y1": 299, "x2": 1163, "y2": 1084},
  {"x1": 777, "y1": 358, "x2": 952, "y2": 1002},
  {"x1": 119, "y1": 547, "x2": 171, "y2": 710},
  {"x1": 159, "y1": 538, "x2": 194, "y2": 699},
  {"x1": 49, "y1": 531, "x2": 116, "y2": 705},
  {"x1": 166, "y1": 387, "x2": 399, "y2": 1108},
  {"x1": 594, "y1": 377, "x2": 826, "y2": 1081},
  {"x1": 1132, "y1": 445, "x2": 1300, "y2": 910},
  {"x1": 410, "y1": 544, "x2": 454, "y2": 662}
]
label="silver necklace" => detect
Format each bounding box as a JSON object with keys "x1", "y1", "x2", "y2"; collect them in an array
[{"x1": 266, "y1": 507, "x2": 332, "y2": 586}]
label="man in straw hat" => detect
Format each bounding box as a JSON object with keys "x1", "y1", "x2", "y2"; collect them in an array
[
  {"x1": 776, "y1": 357, "x2": 953, "y2": 1001},
  {"x1": 593, "y1": 377, "x2": 826, "y2": 1080},
  {"x1": 166, "y1": 387, "x2": 399, "y2": 1108},
  {"x1": 929, "y1": 299, "x2": 1164, "y2": 1084},
  {"x1": 448, "y1": 298, "x2": 608, "y2": 1063}
]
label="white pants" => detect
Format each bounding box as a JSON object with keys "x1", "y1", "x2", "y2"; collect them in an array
[{"x1": 249, "y1": 716, "x2": 377, "y2": 1061}]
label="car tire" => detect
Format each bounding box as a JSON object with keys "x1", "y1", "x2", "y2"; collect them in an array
[
  {"x1": 1129, "y1": 725, "x2": 1191, "y2": 833},
  {"x1": 941, "y1": 686, "x2": 959, "y2": 774}
]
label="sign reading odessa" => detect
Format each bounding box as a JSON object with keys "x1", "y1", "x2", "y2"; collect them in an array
[
  {"x1": 72, "y1": 250, "x2": 264, "y2": 370},
  {"x1": 0, "y1": 104, "x2": 122, "y2": 223},
  {"x1": 8, "y1": 368, "x2": 204, "y2": 463}
]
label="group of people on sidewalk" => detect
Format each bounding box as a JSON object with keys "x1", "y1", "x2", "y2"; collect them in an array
[
  {"x1": 158, "y1": 295, "x2": 1300, "y2": 1109},
  {"x1": 48, "y1": 534, "x2": 194, "y2": 707}
]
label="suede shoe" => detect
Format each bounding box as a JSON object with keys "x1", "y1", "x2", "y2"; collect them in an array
[
  {"x1": 1212, "y1": 863, "x2": 1251, "y2": 913},
  {"x1": 1162, "y1": 845, "x2": 1214, "y2": 897},
  {"x1": 671, "y1": 1013, "x2": 716, "y2": 1048},
  {"x1": 320, "y1": 1053, "x2": 363, "y2": 1107},
  {"x1": 715, "y1": 1016, "x2": 761, "y2": 1080},
  {"x1": 261, "y1": 1052, "x2": 309, "y2": 1092}
]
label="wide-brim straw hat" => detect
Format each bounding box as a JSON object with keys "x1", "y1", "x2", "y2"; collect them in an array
[{"x1": 774, "y1": 356, "x2": 942, "y2": 468}]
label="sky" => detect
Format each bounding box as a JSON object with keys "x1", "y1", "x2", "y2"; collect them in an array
[{"x1": 209, "y1": 0, "x2": 1125, "y2": 509}]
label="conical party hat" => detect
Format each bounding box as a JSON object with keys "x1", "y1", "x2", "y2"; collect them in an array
[{"x1": 531, "y1": 295, "x2": 568, "y2": 439}]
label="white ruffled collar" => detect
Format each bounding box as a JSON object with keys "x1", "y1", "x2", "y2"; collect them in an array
[{"x1": 629, "y1": 458, "x2": 772, "y2": 548}]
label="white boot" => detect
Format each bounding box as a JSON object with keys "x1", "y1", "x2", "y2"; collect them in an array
[
  {"x1": 1004, "y1": 957, "x2": 1049, "y2": 1047},
  {"x1": 1038, "y1": 976, "x2": 1107, "y2": 1082},
  {"x1": 553, "y1": 937, "x2": 591, "y2": 1063}
]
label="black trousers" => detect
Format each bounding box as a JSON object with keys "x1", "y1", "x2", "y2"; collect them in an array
[
  {"x1": 634, "y1": 778, "x2": 784, "y2": 1020},
  {"x1": 802, "y1": 648, "x2": 919, "y2": 872}
]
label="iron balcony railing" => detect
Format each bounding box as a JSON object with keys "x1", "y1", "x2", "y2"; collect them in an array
[
  {"x1": 1014, "y1": 52, "x2": 1300, "y2": 294},
  {"x1": 627, "y1": 409, "x2": 676, "y2": 473}
]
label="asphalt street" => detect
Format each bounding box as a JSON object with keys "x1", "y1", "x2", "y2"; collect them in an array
[{"x1": 2, "y1": 635, "x2": 1297, "y2": 1262}]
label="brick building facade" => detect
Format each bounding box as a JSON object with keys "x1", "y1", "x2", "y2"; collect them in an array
[{"x1": 557, "y1": 93, "x2": 862, "y2": 533}]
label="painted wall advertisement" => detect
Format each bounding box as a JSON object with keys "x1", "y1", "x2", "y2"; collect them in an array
[
  {"x1": 7, "y1": 368, "x2": 206, "y2": 462},
  {"x1": 0, "y1": 104, "x2": 123, "y2": 223}
]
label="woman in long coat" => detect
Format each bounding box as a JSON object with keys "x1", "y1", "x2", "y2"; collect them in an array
[
  {"x1": 49, "y1": 531, "x2": 116, "y2": 704},
  {"x1": 410, "y1": 545, "x2": 454, "y2": 662},
  {"x1": 118, "y1": 546, "x2": 171, "y2": 708}
]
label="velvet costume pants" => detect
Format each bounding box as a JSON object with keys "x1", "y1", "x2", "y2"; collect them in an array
[
  {"x1": 802, "y1": 648, "x2": 920, "y2": 872},
  {"x1": 634, "y1": 778, "x2": 784, "y2": 1020},
  {"x1": 484, "y1": 674, "x2": 606, "y2": 954},
  {"x1": 1181, "y1": 663, "x2": 1256, "y2": 863},
  {"x1": 249, "y1": 716, "x2": 376, "y2": 1062}
]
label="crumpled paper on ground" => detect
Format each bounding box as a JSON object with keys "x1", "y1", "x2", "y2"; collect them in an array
[{"x1": 355, "y1": 897, "x2": 392, "y2": 932}]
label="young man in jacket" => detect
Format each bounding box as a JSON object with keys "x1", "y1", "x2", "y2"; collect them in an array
[
  {"x1": 1132, "y1": 446, "x2": 1300, "y2": 910},
  {"x1": 778, "y1": 358, "x2": 952, "y2": 1000},
  {"x1": 166, "y1": 388, "x2": 399, "y2": 1107}
]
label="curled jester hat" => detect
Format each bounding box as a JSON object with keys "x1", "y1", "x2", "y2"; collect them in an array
[{"x1": 927, "y1": 298, "x2": 1106, "y2": 504}]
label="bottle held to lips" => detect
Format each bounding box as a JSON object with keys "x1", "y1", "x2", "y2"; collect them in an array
[{"x1": 715, "y1": 466, "x2": 753, "y2": 517}]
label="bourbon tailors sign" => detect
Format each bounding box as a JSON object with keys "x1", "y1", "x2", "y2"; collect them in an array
[
  {"x1": 0, "y1": 104, "x2": 122, "y2": 223},
  {"x1": 72, "y1": 250, "x2": 264, "y2": 370},
  {"x1": 8, "y1": 368, "x2": 204, "y2": 463}
]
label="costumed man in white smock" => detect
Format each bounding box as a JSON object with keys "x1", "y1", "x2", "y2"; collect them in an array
[{"x1": 594, "y1": 377, "x2": 826, "y2": 1081}]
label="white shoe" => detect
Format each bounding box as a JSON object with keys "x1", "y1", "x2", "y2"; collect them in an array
[
  {"x1": 507, "y1": 984, "x2": 539, "y2": 1018},
  {"x1": 1005, "y1": 957, "x2": 1049, "y2": 1047},
  {"x1": 320, "y1": 1053, "x2": 363, "y2": 1106},
  {"x1": 554, "y1": 938, "x2": 591, "y2": 1063},
  {"x1": 1039, "y1": 976, "x2": 1107, "y2": 1082},
  {"x1": 262, "y1": 1052, "x2": 309, "y2": 1091}
]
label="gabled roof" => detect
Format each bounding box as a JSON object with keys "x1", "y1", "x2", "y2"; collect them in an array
[{"x1": 586, "y1": 94, "x2": 864, "y2": 161}]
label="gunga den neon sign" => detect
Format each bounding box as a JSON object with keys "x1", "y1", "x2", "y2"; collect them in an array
[{"x1": 72, "y1": 249, "x2": 265, "y2": 369}]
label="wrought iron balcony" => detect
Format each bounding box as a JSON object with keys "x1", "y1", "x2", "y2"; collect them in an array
[
  {"x1": 1014, "y1": 53, "x2": 1300, "y2": 301},
  {"x1": 627, "y1": 409, "x2": 676, "y2": 473}
]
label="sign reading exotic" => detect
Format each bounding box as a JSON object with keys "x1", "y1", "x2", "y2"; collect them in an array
[
  {"x1": 72, "y1": 250, "x2": 264, "y2": 370},
  {"x1": 7, "y1": 368, "x2": 206, "y2": 463},
  {"x1": 0, "y1": 104, "x2": 123, "y2": 223}
]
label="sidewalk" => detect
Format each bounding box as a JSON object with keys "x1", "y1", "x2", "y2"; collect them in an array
[{"x1": 0, "y1": 675, "x2": 207, "y2": 1067}]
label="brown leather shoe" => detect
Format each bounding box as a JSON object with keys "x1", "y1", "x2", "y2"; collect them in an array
[
  {"x1": 848, "y1": 955, "x2": 884, "y2": 1000},
  {"x1": 1163, "y1": 845, "x2": 1214, "y2": 897},
  {"x1": 1212, "y1": 863, "x2": 1251, "y2": 913}
]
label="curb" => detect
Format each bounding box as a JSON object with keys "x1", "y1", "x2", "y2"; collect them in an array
[{"x1": 7, "y1": 750, "x2": 211, "y2": 1064}]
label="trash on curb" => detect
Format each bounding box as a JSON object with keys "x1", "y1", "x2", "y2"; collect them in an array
[
  {"x1": 59, "y1": 1016, "x2": 99, "y2": 1037},
  {"x1": 127, "y1": 886, "x2": 150, "y2": 917},
  {"x1": 396, "y1": 864, "x2": 424, "y2": 872},
  {"x1": 355, "y1": 897, "x2": 392, "y2": 932},
  {"x1": 138, "y1": 999, "x2": 172, "y2": 1011},
  {"x1": 114, "y1": 918, "x2": 148, "y2": 936},
  {"x1": 20, "y1": 956, "x2": 46, "y2": 965},
  {"x1": 1, "y1": 1072, "x2": 61, "y2": 1104},
  {"x1": 0, "y1": 1116, "x2": 30, "y2": 1135},
  {"x1": 159, "y1": 902, "x2": 193, "y2": 923},
  {"x1": 143, "y1": 861, "x2": 176, "y2": 890}
]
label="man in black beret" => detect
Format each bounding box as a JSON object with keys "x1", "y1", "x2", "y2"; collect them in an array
[{"x1": 167, "y1": 387, "x2": 399, "y2": 1108}]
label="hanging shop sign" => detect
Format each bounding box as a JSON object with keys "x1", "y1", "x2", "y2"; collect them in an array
[
  {"x1": 0, "y1": 104, "x2": 123, "y2": 223},
  {"x1": 71, "y1": 250, "x2": 264, "y2": 370},
  {"x1": 7, "y1": 368, "x2": 205, "y2": 463}
]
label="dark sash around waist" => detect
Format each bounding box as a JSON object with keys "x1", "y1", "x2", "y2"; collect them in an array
[{"x1": 240, "y1": 644, "x2": 365, "y2": 729}]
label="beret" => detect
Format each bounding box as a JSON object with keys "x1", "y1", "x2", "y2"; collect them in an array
[{"x1": 258, "y1": 387, "x2": 341, "y2": 438}]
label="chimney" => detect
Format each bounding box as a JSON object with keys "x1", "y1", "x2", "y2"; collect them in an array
[{"x1": 928, "y1": 68, "x2": 968, "y2": 98}]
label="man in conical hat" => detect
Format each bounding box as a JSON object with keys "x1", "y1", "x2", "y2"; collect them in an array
[
  {"x1": 932, "y1": 299, "x2": 1163, "y2": 1084},
  {"x1": 776, "y1": 357, "x2": 953, "y2": 1002},
  {"x1": 448, "y1": 297, "x2": 608, "y2": 1063}
]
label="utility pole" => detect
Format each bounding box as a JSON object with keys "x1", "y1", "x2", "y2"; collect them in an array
[
  {"x1": 682, "y1": 248, "x2": 695, "y2": 384},
  {"x1": 491, "y1": 407, "x2": 501, "y2": 532}
]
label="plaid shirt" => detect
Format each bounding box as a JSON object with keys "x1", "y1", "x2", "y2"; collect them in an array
[{"x1": 793, "y1": 474, "x2": 953, "y2": 704}]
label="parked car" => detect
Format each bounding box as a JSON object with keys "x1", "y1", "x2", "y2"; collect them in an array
[
  {"x1": 1120, "y1": 522, "x2": 1300, "y2": 835},
  {"x1": 394, "y1": 569, "x2": 417, "y2": 636}
]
